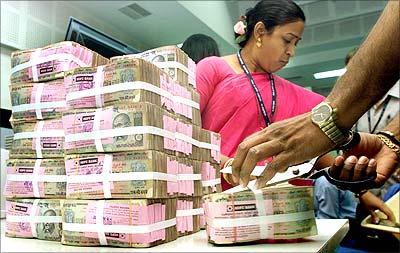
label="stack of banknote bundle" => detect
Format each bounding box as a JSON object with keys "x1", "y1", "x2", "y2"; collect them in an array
[
  {"x1": 203, "y1": 183, "x2": 317, "y2": 244},
  {"x1": 5, "y1": 41, "x2": 108, "y2": 243},
  {"x1": 64, "y1": 58, "x2": 201, "y2": 126},
  {"x1": 111, "y1": 45, "x2": 196, "y2": 88},
  {"x1": 61, "y1": 198, "x2": 177, "y2": 247},
  {"x1": 9, "y1": 119, "x2": 65, "y2": 159},
  {"x1": 201, "y1": 162, "x2": 222, "y2": 195},
  {"x1": 10, "y1": 41, "x2": 108, "y2": 83},
  {"x1": 65, "y1": 151, "x2": 176, "y2": 199},
  {"x1": 9, "y1": 79, "x2": 67, "y2": 122},
  {"x1": 176, "y1": 197, "x2": 202, "y2": 236},
  {"x1": 4, "y1": 159, "x2": 66, "y2": 198},
  {"x1": 5, "y1": 199, "x2": 63, "y2": 241},
  {"x1": 168, "y1": 157, "x2": 203, "y2": 197}
]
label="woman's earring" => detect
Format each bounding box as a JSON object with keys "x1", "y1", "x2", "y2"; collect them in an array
[{"x1": 256, "y1": 38, "x2": 262, "y2": 48}]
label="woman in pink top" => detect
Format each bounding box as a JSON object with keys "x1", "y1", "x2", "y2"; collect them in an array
[{"x1": 196, "y1": 0, "x2": 332, "y2": 190}]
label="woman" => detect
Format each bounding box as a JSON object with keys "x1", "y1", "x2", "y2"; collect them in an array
[
  {"x1": 196, "y1": 0, "x2": 332, "y2": 190},
  {"x1": 181, "y1": 34, "x2": 220, "y2": 64}
]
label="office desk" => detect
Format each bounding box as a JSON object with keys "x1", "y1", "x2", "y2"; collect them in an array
[{"x1": 1, "y1": 219, "x2": 348, "y2": 252}]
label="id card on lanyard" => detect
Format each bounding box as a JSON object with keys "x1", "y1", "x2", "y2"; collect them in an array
[{"x1": 237, "y1": 50, "x2": 277, "y2": 126}]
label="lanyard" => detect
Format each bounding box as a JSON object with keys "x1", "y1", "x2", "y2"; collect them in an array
[
  {"x1": 367, "y1": 97, "x2": 391, "y2": 133},
  {"x1": 237, "y1": 50, "x2": 277, "y2": 126}
]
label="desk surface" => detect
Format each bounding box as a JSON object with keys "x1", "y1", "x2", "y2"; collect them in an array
[{"x1": 1, "y1": 219, "x2": 349, "y2": 252}]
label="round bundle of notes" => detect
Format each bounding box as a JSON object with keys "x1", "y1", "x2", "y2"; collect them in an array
[{"x1": 203, "y1": 183, "x2": 317, "y2": 244}]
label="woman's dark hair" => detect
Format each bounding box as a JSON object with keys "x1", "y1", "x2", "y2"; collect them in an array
[
  {"x1": 235, "y1": 0, "x2": 306, "y2": 48},
  {"x1": 181, "y1": 34, "x2": 221, "y2": 64}
]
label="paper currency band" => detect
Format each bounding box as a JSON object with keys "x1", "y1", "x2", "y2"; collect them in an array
[
  {"x1": 64, "y1": 126, "x2": 219, "y2": 151},
  {"x1": 7, "y1": 174, "x2": 68, "y2": 182},
  {"x1": 201, "y1": 178, "x2": 221, "y2": 187},
  {"x1": 62, "y1": 218, "x2": 177, "y2": 234},
  {"x1": 153, "y1": 61, "x2": 194, "y2": 77},
  {"x1": 10, "y1": 52, "x2": 89, "y2": 75},
  {"x1": 206, "y1": 210, "x2": 315, "y2": 228},
  {"x1": 65, "y1": 81, "x2": 200, "y2": 110},
  {"x1": 67, "y1": 171, "x2": 178, "y2": 183},
  {"x1": 6, "y1": 215, "x2": 62, "y2": 223},
  {"x1": 12, "y1": 101, "x2": 66, "y2": 113},
  {"x1": 176, "y1": 173, "x2": 202, "y2": 181},
  {"x1": 176, "y1": 208, "x2": 204, "y2": 217},
  {"x1": 13, "y1": 129, "x2": 65, "y2": 140}
]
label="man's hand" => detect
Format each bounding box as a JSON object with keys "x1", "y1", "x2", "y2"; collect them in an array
[
  {"x1": 231, "y1": 113, "x2": 334, "y2": 188},
  {"x1": 359, "y1": 191, "x2": 396, "y2": 224},
  {"x1": 331, "y1": 133, "x2": 399, "y2": 187}
]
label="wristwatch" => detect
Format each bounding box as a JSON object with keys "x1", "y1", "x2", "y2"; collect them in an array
[{"x1": 311, "y1": 102, "x2": 349, "y2": 146}]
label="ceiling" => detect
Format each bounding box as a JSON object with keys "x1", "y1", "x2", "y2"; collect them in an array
[
  {"x1": 52, "y1": 1, "x2": 388, "y2": 94},
  {"x1": 2, "y1": 0, "x2": 386, "y2": 94}
]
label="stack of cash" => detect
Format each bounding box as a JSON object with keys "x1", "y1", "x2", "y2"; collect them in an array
[
  {"x1": 5, "y1": 199, "x2": 63, "y2": 241},
  {"x1": 203, "y1": 184, "x2": 317, "y2": 244},
  {"x1": 10, "y1": 41, "x2": 108, "y2": 83},
  {"x1": 192, "y1": 126, "x2": 222, "y2": 163},
  {"x1": 10, "y1": 119, "x2": 65, "y2": 159},
  {"x1": 10, "y1": 79, "x2": 66, "y2": 122},
  {"x1": 201, "y1": 162, "x2": 222, "y2": 195},
  {"x1": 65, "y1": 151, "x2": 177, "y2": 199},
  {"x1": 61, "y1": 198, "x2": 177, "y2": 247},
  {"x1": 4, "y1": 159, "x2": 66, "y2": 198},
  {"x1": 111, "y1": 45, "x2": 196, "y2": 88},
  {"x1": 65, "y1": 58, "x2": 201, "y2": 126},
  {"x1": 176, "y1": 197, "x2": 202, "y2": 236},
  {"x1": 173, "y1": 157, "x2": 202, "y2": 197}
]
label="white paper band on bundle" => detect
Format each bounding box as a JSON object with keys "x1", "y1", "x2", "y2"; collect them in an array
[
  {"x1": 248, "y1": 185, "x2": 268, "y2": 238},
  {"x1": 96, "y1": 200, "x2": 108, "y2": 246},
  {"x1": 64, "y1": 126, "x2": 175, "y2": 143},
  {"x1": 198, "y1": 142, "x2": 220, "y2": 151},
  {"x1": 201, "y1": 178, "x2": 221, "y2": 187},
  {"x1": 63, "y1": 218, "x2": 177, "y2": 234},
  {"x1": 173, "y1": 97, "x2": 200, "y2": 109},
  {"x1": 31, "y1": 49, "x2": 42, "y2": 82},
  {"x1": 6, "y1": 214, "x2": 62, "y2": 223},
  {"x1": 94, "y1": 66, "x2": 104, "y2": 108},
  {"x1": 30, "y1": 199, "x2": 40, "y2": 238},
  {"x1": 154, "y1": 61, "x2": 190, "y2": 75},
  {"x1": 13, "y1": 130, "x2": 65, "y2": 140},
  {"x1": 175, "y1": 133, "x2": 199, "y2": 147},
  {"x1": 6, "y1": 174, "x2": 67, "y2": 182},
  {"x1": 35, "y1": 121, "x2": 44, "y2": 158},
  {"x1": 93, "y1": 108, "x2": 104, "y2": 152},
  {"x1": 177, "y1": 173, "x2": 202, "y2": 181},
  {"x1": 34, "y1": 83, "x2": 44, "y2": 119},
  {"x1": 66, "y1": 81, "x2": 170, "y2": 103},
  {"x1": 102, "y1": 154, "x2": 113, "y2": 199},
  {"x1": 32, "y1": 159, "x2": 41, "y2": 198},
  {"x1": 67, "y1": 171, "x2": 177, "y2": 184},
  {"x1": 207, "y1": 210, "x2": 315, "y2": 229},
  {"x1": 176, "y1": 208, "x2": 204, "y2": 217},
  {"x1": 11, "y1": 53, "x2": 89, "y2": 75},
  {"x1": 12, "y1": 101, "x2": 66, "y2": 113}
]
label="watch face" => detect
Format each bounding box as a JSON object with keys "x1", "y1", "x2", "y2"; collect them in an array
[{"x1": 312, "y1": 104, "x2": 332, "y2": 123}]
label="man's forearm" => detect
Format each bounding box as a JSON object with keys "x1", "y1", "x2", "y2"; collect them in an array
[{"x1": 327, "y1": 1, "x2": 400, "y2": 130}]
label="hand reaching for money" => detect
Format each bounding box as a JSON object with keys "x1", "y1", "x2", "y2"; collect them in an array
[{"x1": 359, "y1": 191, "x2": 396, "y2": 224}]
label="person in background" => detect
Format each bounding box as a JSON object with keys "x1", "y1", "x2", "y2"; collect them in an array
[
  {"x1": 232, "y1": 0, "x2": 400, "y2": 190},
  {"x1": 196, "y1": 0, "x2": 334, "y2": 190},
  {"x1": 181, "y1": 34, "x2": 220, "y2": 64}
]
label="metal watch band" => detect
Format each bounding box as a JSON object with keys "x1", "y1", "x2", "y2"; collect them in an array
[{"x1": 377, "y1": 134, "x2": 400, "y2": 158}]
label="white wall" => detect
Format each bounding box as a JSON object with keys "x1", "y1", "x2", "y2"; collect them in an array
[{"x1": 0, "y1": 0, "x2": 147, "y2": 109}]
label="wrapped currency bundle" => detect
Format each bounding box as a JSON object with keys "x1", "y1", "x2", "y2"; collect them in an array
[
  {"x1": 65, "y1": 58, "x2": 201, "y2": 126},
  {"x1": 10, "y1": 79, "x2": 66, "y2": 122},
  {"x1": 201, "y1": 162, "x2": 222, "y2": 195},
  {"x1": 65, "y1": 151, "x2": 178, "y2": 199},
  {"x1": 168, "y1": 157, "x2": 202, "y2": 197},
  {"x1": 61, "y1": 199, "x2": 177, "y2": 247},
  {"x1": 4, "y1": 159, "x2": 66, "y2": 198},
  {"x1": 63, "y1": 103, "x2": 198, "y2": 157},
  {"x1": 10, "y1": 41, "x2": 108, "y2": 83},
  {"x1": 10, "y1": 119, "x2": 65, "y2": 158},
  {"x1": 6, "y1": 199, "x2": 63, "y2": 241},
  {"x1": 203, "y1": 184, "x2": 317, "y2": 244},
  {"x1": 192, "y1": 126, "x2": 221, "y2": 163},
  {"x1": 176, "y1": 197, "x2": 202, "y2": 237},
  {"x1": 111, "y1": 45, "x2": 196, "y2": 87}
]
